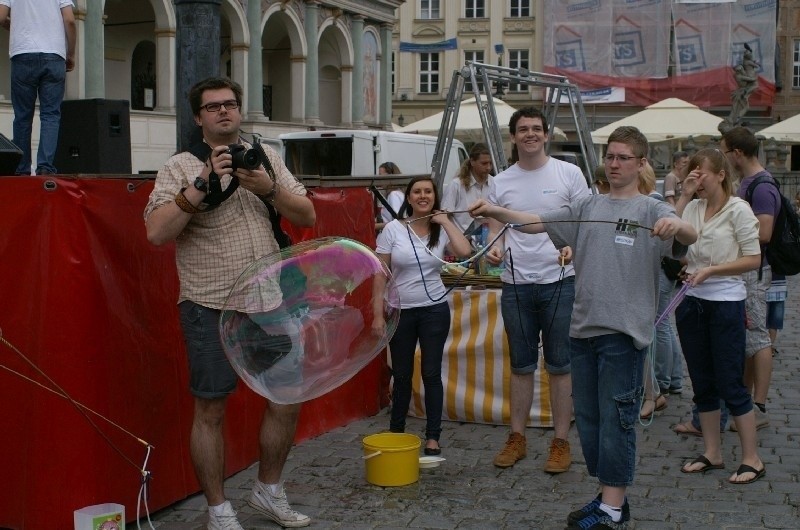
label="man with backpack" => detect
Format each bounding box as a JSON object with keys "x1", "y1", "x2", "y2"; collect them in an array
[{"x1": 721, "y1": 126, "x2": 779, "y2": 430}]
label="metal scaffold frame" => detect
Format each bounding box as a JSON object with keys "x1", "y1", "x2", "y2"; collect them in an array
[{"x1": 431, "y1": 62, "x2": 598, "y2": 193}]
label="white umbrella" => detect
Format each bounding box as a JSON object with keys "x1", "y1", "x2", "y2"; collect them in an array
[
  {"x1": 591, "y1": 98, "x2": 724, "y2": 144},
  {"x1": 756, "y1": 113, "x2": 800, "y2": 143},
  {"x1": 398, "y1": 97, "x2": 567, "y2": 142}
]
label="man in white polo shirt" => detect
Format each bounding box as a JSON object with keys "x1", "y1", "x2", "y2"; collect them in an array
[{"x1": 0, "y1": 0, "x2": 76, "y2": 175}]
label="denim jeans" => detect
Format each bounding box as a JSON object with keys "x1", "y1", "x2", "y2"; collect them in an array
[
  {"x1": 500, "y1": 276, "x2": 575, "y2": 375},
  {"x1": 675, "y1": 296, "x2": 753, "y2": 417},
  {"x1": 654, "y1": 272, "x2": 683, "y2": 393},
  {"x1": 570, "y1": 333, "x2": 645, "y2": 487},
  {"x1": 10, "y1": 53, "x2": 67, "y2": 175},
  {"x1": 389, "y1": 302, "x2": 450, "y2": 441}
]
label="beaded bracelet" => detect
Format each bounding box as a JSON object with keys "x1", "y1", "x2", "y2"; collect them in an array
[{"x1": 175, "y1": 188, "x2": 202, "y2": 214}]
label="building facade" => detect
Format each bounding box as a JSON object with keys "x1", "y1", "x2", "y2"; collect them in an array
[
  {"x1": 1, "y1": 0, "x2": 798, "y2": 174},
  {"x1": 0, "y1": 0, "x2": 403, "y2": 173},
  {"x1": 392, "y1": 0, "x2": 800, "y2": 169}
]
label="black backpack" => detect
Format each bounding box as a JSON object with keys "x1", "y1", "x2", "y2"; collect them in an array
[{"x1": 745, "y1": 176, "x2": 800, "y2": 276}]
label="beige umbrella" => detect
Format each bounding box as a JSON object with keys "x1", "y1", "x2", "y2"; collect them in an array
[
  {"x1": 756, "y1": 113, "x2": 800, "y2": 143},
  {"x1": 398, "y1": 97, "x2": 567, "y2": 142},
  {"x1": 591, "y1": 98, "x2": 724, "y2": 144}
]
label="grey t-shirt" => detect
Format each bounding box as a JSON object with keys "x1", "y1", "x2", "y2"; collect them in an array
[{"x1": 540, "y1": 194, "x2": 687, "y2": 349}]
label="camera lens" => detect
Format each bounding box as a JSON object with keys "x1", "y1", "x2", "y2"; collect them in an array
[
  {"x1": 241, "y1": 148, "x2": 261, "y2": 170},
  {"x1": 228, "y1": 144, "x2": 262, "y2": 171}
]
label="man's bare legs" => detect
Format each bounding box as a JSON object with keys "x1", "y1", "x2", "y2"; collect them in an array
[
  {"x1": 509, "y1": 372, "x2": 533, "y2": 433},
  {"x1": 190, "y1": 396, "x2": 228, "y2": 506},
  {"x1": 744, "y1": 346, "x2": 773, "y2": 406},
  {"x1": 257, "y1": 402, "x2": 301, "y2": 484},
  {"x1": 549, "y1": 372, "x2": 572, "y2": 440}
]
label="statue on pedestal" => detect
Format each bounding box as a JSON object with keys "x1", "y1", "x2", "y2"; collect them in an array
[{"x1": 719, "y1": 44, "x2": 759, "y2": 134}]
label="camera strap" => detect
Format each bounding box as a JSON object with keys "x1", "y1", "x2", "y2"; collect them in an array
[
  {"x1": 184, "y1": 140, "x2": 239, "y2": 209},
  {"x1": 185, "y1": 136, "x2": 291, "y2": 248}
]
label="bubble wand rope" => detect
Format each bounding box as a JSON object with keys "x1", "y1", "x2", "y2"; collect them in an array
[
  {"x1": 639, "y1": 282, "x2": 690, "y2": 426},
  {"x1": 655, "y1": 282, "x2": 690, "y2": 327},
  {"x1": 1, "y1": 331, "x2": 157, "y2": 528},
  {"x1": 404, "y1": 218, "x2": 514, "y2": 267},
  {"x1": 0, "y1": 332, "x2": 154, "y2": 469},
  {"x1": 406, "y1": 216, "x2": 657, "y2": 268}
]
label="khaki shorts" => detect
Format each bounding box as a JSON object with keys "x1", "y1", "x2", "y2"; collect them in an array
[{"x1": 743, "y1": 267, "x2": 772, "y2": 358}]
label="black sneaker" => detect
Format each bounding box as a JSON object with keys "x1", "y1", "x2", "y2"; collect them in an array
[
  {"x1": 568, "y1": 500, "x2": 630, "y2": 529},
  {"x1": 567, "y1": 494, "x2": 601, "y2": 525}
]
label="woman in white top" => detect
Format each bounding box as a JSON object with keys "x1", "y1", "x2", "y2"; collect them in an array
[
  {"x1": 376, "y1": 162, "x2": 406, "y2": 230},
  {"x1": 441, "y1": 143, "x2": 493, "y2": 233},
  {"x1": 372, "y1": 176, "x2": 471, "y2": 455},
  {"x1": 674, "y1": 148, "x2": 765, "y2": 484}
]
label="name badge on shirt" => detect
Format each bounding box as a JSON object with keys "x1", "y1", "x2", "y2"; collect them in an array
[
  {"x1": 542, "y1": 189, "x2": 558, "y2": 195},
  {"x1": 615, "y1": 235, "x2": 635, "y2": 246}
]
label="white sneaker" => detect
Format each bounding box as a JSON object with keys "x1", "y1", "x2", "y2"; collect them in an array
[
  {"x1": 248, "y1": 482, "x2": 311, "y2": 528},
  {"x1": 208, "y1": 501, "x2": 244, "y2": 530}
]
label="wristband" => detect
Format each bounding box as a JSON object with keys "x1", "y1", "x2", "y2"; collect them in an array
[
  {"x1": 262, "y1": 183, "x2": 280, "y2": 203},
  {"x1": 175, "y1": 188, "x2": 202, "y2": 214}
]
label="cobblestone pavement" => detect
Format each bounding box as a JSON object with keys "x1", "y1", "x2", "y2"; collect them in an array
[{"x1": 141, "y1": 278, "x2": 800, "y2": 529}]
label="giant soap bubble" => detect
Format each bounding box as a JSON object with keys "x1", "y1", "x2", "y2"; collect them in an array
[{"x1": 220, "y1": 237, "x2": 400, "y2": 404}]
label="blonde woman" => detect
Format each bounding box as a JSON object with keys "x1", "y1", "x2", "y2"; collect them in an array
[
  {"x1": 441, "y1": 143, "x2": 493, "y2": 232},
  {"x1": 674, "y1": 148, "x2": 765, "y2": 484},
  {"x1": 638, "y1": 161, "x2": 682, "y2": 419}
]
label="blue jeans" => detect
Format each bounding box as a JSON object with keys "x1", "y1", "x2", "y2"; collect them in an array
[
  {"x1": 500, "y1": 276, "x2": 574, "y2": 375},
  {"x1": 675, "y1": 296, "x2": 753, "y2": 417},
  {"x1": 654, "y1": 272, "x2": 683, "y2": 393},
  {"x1": 570, "y1": 333, "x2": 645, "y2": 487},
  {"x1": 389, "y1": 302, "x2": 450, "y2": 441},
  {"x1": 10, "y1": 53, "x2": 67, "y2": 175}
]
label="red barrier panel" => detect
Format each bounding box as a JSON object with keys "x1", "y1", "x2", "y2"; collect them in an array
[{"x1": 0, "y1": 177, "x2": 387, "y2": 529}]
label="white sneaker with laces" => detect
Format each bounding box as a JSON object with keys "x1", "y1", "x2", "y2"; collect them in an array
[
  {"x1": 248, "y1": 482, "x2": 311, "y2": 528},
  {"x1": 208, "y1": 501, "x2": 244, "y2": 530}
]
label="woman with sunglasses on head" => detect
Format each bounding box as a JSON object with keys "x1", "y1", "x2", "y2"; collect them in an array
[
  {"x1": 674, "y1": 148, "x2": 765, "y2": 484},
  {"x1": 372, "y1": 176, "x2": 471, "y2": 455}
]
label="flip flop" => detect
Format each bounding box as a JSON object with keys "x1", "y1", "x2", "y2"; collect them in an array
[
  {"x1": 681, "y1": 455, "x2": 725, "y2": 474},
  {"x1": 673, "y1": 421, "x2": 703, "y2": 437},
  {"x1": 729, "y1": 463, "x2": 766, "y2": 484}
]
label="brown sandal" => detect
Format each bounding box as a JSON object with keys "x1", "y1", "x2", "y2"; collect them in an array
[
  {"x1": 640, "y1": 395, "x2": 668, "y2": 420},
  {"x1": 673, "y1": 421, "x2": 703, "y2": 437}
]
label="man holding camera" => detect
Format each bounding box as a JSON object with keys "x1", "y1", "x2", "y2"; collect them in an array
[{"x1": 144, "y1": 77, "x2": 315, "y2": 530}]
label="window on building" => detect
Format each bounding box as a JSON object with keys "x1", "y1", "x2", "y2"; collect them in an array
[
  {"x1": 508, "y1": 49, "x2": 530, "y2": 92},
  {"x1": 420, "y1": 0, "x2": 440, "y2": 19},
  {"x1": 793, "y1": 39, "x2": 800, "y2": 89},
  {"x1": 510, "y1": 0, "x2": 531, "y2": 17},
  {"x1": 391, "y1": 52, "x2": 396, "y2": 96},
  {"x1": 465, "y1": 0, "x2": 485, "y2": 18},
  {"x1": 419, "y1": 53, "x2": 440, "y2": 94},
  {"x1": 464, "y1": 50, "x2": 485, "y2": 91}
]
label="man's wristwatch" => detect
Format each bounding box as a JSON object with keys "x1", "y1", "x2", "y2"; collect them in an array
[{"x1": 193, "y1": 176, "x2": 209, "y2": 194}]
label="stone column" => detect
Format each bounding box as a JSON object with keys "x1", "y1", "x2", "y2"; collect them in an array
[
  {"x1": 351, "y1": 15, "x2": 365, "y2": 127},
  {"x1": 246, "y1": 0, "x2": 264, "y2": 119},
  {"x1": 340, "y1": 65, "x2": 353, "y2": 127},
  {"x1": 84, "y1": 0, "x2": 104, "y2": 98},
  {"x1": 304, "y1": 0, "x2": 321, "y2": 124},
  {"x1": 380, "y1": 23, "x2": 393, "y2": 128},
  {"x1": 174, "y1": 0, "x2": 221, "y2": 152},
  {"x1": 290, "y1": 55, "x2": 306, "y2": 122},
  {"x1": 154, "y1": 28, "x2": 176, "y2": 112}
]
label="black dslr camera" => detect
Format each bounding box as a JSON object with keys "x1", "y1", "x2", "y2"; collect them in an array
[{"x1": 227, "y1": 144, "x2": 261, "y2": 171}]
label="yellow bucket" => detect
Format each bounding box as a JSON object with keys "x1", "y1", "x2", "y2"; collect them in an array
[{"x1": 362, "y1": 433, "x2": 421, "y2": 487}]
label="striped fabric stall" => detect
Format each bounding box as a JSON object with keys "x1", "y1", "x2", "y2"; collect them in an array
[{"x1": 408, "y1": 288, "x2": 553, "y2": 427}]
